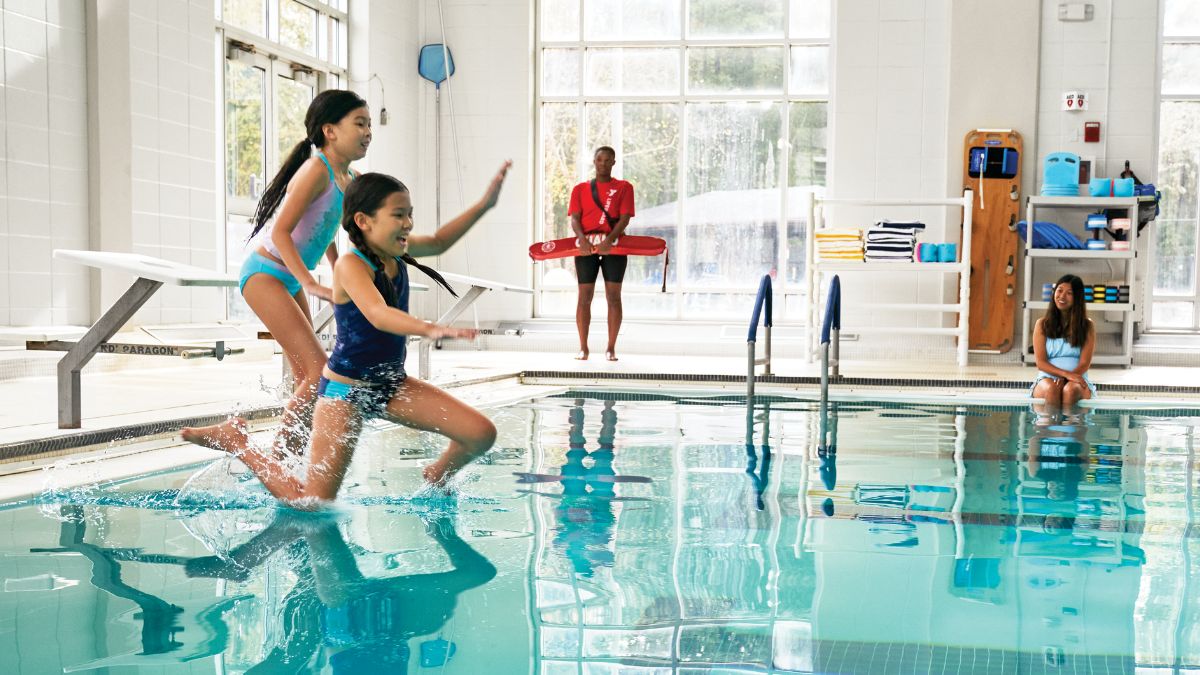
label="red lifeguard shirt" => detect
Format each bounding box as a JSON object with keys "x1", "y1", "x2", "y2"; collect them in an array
[{"x1": 569, "y1": 179, "x2": 635, "y2": 235}]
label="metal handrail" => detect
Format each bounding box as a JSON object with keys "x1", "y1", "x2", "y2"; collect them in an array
[
  {"x1": 746, "y1": 275, "x2": 773, "y2": 400},
  {"x1": 819, "y1": 275, "x2": 841, "y2": 421}
]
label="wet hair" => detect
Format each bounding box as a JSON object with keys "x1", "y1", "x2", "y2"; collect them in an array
[
  {"x1": 341, "y1": 172, "x2": 457, "y2": 305},
  {"x1": 594, "y1": 145, "x2": 616, "y2": 159},
  {"x1": 1042, "y1": 274, "x2": 1090, "y2": 347},
  {"x1": 248, "y1": 89, "x2": 368, "y2": 240}
]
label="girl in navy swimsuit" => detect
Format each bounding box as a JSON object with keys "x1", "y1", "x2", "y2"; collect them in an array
[{"x1": 228, "y1": 163, "x2": 512, "y2": 504}]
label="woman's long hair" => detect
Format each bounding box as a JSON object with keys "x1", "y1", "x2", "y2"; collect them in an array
[
  {"x1": 341, "y1": 173, "x2": 457, "y2": 305},
  {"x1": 1042, "y1": 273, "x2": 1089, "y2": 347},
  {"x1": 248, "y1": 89, "x2": 367, "y2": 240}
]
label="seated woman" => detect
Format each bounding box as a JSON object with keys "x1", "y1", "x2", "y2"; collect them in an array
[{"x1": 1031, "y1": 274, "x2": 1096, "y2": 409}]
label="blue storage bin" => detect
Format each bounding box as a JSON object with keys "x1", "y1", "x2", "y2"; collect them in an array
[{"x1": 1042, "y1": 152, "x2": 1080, "y2": 196}]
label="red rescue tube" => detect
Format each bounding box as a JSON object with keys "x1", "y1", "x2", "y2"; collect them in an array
[{"x1": 528, "y1": 234, "x2": 666, "y2": 261}]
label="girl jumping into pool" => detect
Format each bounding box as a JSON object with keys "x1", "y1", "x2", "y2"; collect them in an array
[
  {"x1": 223, "y1": 164, "x2": 511, "y2": 503},
  {"x1": 184, "y1": 90, "x2": 370, "y2": 458},
  {"x1": 1032, "y1": 274, "x2": 1096, "y2": 409}
]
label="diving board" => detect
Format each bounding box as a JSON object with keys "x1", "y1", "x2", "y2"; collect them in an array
[
  {"x1": 419, "y1": 271, "x2": 533, "y2": 380},
  {"x1": 47, "y1": 250, "x2": 238, "y2": 429}
]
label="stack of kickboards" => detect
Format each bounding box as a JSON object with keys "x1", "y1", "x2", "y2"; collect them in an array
[
  {"x1": 864, "y1": 220, "x2": 925, "y2": 262},
  {"x1": 815, "y1": 228, "x2": 864, "y2": 261}
]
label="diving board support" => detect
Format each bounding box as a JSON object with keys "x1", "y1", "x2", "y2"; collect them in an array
[
  {"x1": 418, "y1": 272, "x2": 533, "y2": 380},
  {"x1": 56, "y1": 277, "x2": 162, "y2": 429},
  {"x1": 49, "y1": 250, "x2": 238, "y2": 429}
]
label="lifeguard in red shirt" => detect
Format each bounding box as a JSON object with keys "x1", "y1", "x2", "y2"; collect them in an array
[{"x1": 569, "y1": 146, "x2": 635, "y2": 361}]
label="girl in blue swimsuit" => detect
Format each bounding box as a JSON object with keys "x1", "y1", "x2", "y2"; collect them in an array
[
  {"x1": 231, "y1": 164, "x2": 512, "y2": 504},
  {"x1": 1032, "y1": 274, "x2": 1096, "y2": 409}
]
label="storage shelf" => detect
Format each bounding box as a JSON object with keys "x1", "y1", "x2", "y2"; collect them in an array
[
  {"x1": 807, "y1": 191, "x2": 974, "y2": 367},
  {"x1": 1021, "y1": 196, "x2": 1140, "y2": 368},
  {"x1": 814, "y1": 261, "x2": 965, "y2": 272},
  {"x1": 1026, "y1": 249, "x2": 1133, "y2": 259},
  {"x1": 1027, "y1": 196, "x2": 1153, "y2": 207},
  {"x1": 1025, "y1": 301, "x2": 1133, "y2": 312}
]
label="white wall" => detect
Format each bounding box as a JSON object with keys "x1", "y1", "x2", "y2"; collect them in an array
[
  {"x1": 123, "y1": 0, "x2": 220, "y2": 324},
  {"x1": 0, "y1": 0, "x2": 217, "y2": 329},
  {"x1": 345, "y1": 0, "x2": 532, "y2": 324},
  {"x1": 826, "y1": 0, "x2": 954, "y2": 330},
  {"x1": 409, "y1": 0, "x2": 533, "y2": 323},
  {"x1": 1, "y1": 0, "x2": 89, "y2": 326}
]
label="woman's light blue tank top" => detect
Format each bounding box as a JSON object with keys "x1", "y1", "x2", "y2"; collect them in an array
[{"x1": 261, "y1": 152, "x2": 346, "y2": 269}]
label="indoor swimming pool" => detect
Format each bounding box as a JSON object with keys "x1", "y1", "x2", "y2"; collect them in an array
[{"x1": 2, "y1": 391, "x2": 1199, "y2": 673}]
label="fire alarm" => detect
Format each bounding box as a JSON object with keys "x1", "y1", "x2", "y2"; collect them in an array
[{"x1": 1084, "y1": 121, "x2": 1101, "y2": 143}]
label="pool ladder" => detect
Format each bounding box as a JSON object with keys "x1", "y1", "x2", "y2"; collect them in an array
[
  {"x1": 819, "y1": 274, "x2": 842, "y2": 408},
  {"x1": 746, "y1": 275, "x2": 773, "y2": 401}
]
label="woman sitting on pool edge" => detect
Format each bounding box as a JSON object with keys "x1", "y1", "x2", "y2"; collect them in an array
[{"x1": 1032, "y1": 274, "x2": 1096, "y2": 409}]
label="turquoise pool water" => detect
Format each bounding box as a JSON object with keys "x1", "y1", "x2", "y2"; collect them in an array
[{"x1": 2, "y1": 392, "x2": 1199, "y2": 673}]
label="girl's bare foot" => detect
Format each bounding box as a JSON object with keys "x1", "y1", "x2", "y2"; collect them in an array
[
  {"x1": 575, "y1": 351, "x2": 589, "y2": 360},
  {"x1": 423, "y1": 463, "x2": 449, "y2": 487},
  {"x1": 182, "y1": 418, "x2": 249, "y2": 454},
  {"x1": 605, "y1": 350, "x2": 618, "y2": 362}
]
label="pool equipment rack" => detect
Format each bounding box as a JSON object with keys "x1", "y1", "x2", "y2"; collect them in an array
[
  {"x1": 1019, "y1": 195, "x2": 1153, "y2": 367},
  {"x1": 746, "y1": 274, "x2": 773, "y2": 401},
  {"x1": 805, "y1": 191, "x2": 975, "y2": 367}
]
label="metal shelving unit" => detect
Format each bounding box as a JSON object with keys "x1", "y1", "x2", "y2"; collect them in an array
[
  {"x1": 805, "y1": 191, "x2": 974, "y2": 367},
  {"x1": 1019, "y1": 195, "x2": 1154, "y2": 367}
]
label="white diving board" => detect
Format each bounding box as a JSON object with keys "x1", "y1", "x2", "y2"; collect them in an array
[
  {"x1": 419, "y1": 271, "x2": 533, "y2": 380},
  {"x1": 45, "y1": 250, "x2": 239, "y2": 429}
]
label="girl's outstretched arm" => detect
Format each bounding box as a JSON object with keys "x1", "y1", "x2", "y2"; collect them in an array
[
  {"x1": 271, "y1": 158, "x2": 334, "y2": 300},
  {"x1": 336, "y1": 254, "x2": 476, "y2": 340},
  {"x1": 408, "y1": 160, "x2": 512, "y2": 257}
]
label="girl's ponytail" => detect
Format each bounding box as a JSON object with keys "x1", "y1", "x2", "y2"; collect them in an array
[
  {"x1": 248, "y1": 139, "x2": 312, "y2": 240},
  {"x1": 401, "y1": 254, "x2": 458, "y2": 298}
]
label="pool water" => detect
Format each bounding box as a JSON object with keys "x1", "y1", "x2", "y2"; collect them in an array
[{"x1": 2, "y1": 392, "x2": 1199, "y2": 673}]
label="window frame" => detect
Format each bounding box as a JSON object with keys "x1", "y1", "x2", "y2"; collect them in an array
[
  {"x1": 216, "y1": 0, "x2": 348, "y2": 320},
  {"x1": 535, "y1": 1, "x2": 831, "y2": 323},
  {"x1": 1151, "y1": 5, "x2": 1200, "y2": 332}
]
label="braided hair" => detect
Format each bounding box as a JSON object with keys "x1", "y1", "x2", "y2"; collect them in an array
[
  {"x1": 341, "y1": 173, "x2": 457, "y2": 305},
  {"x1": 248, "y1": 89, "x2": 368, "y2": 241}
]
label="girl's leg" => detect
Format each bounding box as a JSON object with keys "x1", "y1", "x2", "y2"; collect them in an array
[
  {"x1": 182, "y1": 276, "x2": 325, "y2": 456},
  {"x1": 381, "y1": 377, "x2": 497, "y2": 486},
  {"x1": 233, "y1": 397, "x2": 361, "y2": 503},
  {"x1": 1032, "y1": 377, "x2": 1064, "y2": 408},
  {"x1": 299, "y1": 397, "x2": 364, "y2": 501},
  {"x1": 1061, "y1": 381, "x2": 1092, "y2": 407},
  {"x1": 245, "y1": 275, "x2": 327, "y2": 458}
]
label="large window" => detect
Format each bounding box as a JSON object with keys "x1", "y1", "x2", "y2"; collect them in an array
[
  {"x1": 1153, "y1": 0, "x2": 1200, "y2": 331},
  {"x1": 537, "y1": 0, "x2": 830, "y2": 321},
  {"x1": 218, "y1": 0, "x2": 348, "y2": 320}
]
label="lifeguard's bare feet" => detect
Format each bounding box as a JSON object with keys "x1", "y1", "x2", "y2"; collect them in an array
[
  {"x1": 182, "y1": 417, "x2": 249, "y2": 454},
  {"x1": 605, "y1": 351, "x2": 618, "y2": 362},
  {"x1": 575, "y1": 351, "x2": 589, "y2": 361}
]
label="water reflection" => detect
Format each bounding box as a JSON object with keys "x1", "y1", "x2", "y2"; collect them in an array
[
  {"x1": 186, "y1": 510, "x2": 496, "y2": 671},
  {"x1": 6, "y1": 397, "x2": 1200, "y2": 671},
  {"x1": 520, "y1": 399, "x2": 650, "y2": 577}
]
